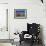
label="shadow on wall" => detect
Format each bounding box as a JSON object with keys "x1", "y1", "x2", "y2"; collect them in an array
[{"x1": 40, "y1": 25, "x2": 45, "y2": 46}]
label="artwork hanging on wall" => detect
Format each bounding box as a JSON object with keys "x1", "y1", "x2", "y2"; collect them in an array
[{"x1": 14, "y1": 9, "x2": 27, "y2": 19}]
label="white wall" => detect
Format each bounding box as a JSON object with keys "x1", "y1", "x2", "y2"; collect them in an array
[{"x1": 0, "y1": 0, "x2": 8, "y2": 3}]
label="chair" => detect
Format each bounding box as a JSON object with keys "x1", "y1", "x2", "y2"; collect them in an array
[{"x1": 19, "y1": 23, "x2": 40, "y2": 46}]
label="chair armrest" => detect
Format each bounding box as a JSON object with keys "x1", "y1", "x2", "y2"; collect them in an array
[
  {"x1": 19, "y1": 34, "x2": 24, "y2": 41},
  {"x1": 22, "y1": 31, "x2": 28, "y2": 35},
  {"x1": 19, "y1": 31, "x2": 27, "y2": 41}
]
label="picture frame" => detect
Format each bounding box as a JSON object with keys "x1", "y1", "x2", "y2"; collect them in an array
[{"x1": 14, "y1": 9, "x2": 27, "y2": 19}]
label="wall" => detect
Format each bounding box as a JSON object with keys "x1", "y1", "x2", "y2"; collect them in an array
[{"x1": 0, "y1": 0, "x2": 8, "y2": 3}]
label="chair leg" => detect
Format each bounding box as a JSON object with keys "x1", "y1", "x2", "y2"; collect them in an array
[
  {"x1": 30, "y1": 39, "x2": 34, "y2": 46},
  {"x1": 20, "y1": 41, "x2": 21, "y2": 45},
  {"x1": 30, "y1": 41, "x2": 34, "y2": 46}
]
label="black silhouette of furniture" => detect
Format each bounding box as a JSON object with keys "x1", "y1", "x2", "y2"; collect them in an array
[
  {"x1": 19, "y1": 23, "x2": 40, "y2": 46},
  {"x1": 41, "y1": 0, "x2": 43, "y2": 3}
]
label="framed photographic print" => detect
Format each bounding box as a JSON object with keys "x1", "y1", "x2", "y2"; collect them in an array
[{"x1": 14, "y1": 9, "x2": 27, "y2": 19}]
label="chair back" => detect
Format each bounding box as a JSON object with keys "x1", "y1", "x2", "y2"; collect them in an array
[{"x1": 27, "y1": 23, "x2": 40, "y2": 35}]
